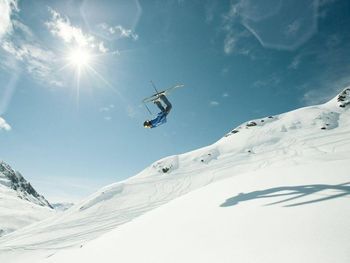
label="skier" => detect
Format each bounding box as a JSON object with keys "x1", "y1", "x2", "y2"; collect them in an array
[{"x1": 143, "y1": 94, "x2": 172, "y2": 128}]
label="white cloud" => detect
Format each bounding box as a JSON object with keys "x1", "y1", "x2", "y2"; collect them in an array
[
  {"x1": 98, "y1": 42, "x2": 108, "y2": 53},
  {"x1": 46, "y1": 8, "x2": 118, "y2": 57},
  {"x1": 100, "y1": 104, "x2": 115, "y2": 112},
  {"x1": 99, "y1": 23, "x2": 138, "y2": 41},
  {"x1": 288, "y1": 55, "x2": 301, "y2": 70},
  {"x1": 221, "y1": 3, "x2": 256, "y2": 57},
  {"x1": 1, "y1": 7, "x2": 115, "y2": 85},
  {"x1": 210, "y1": 101, "x2": 220, "y2": 106},
  {"x1": 100, "y1": 104, "x2": 115, "y2": 121},
  {"x1": 0, "y1": 117, "x2": 11, "y2": 131},
  {"x1": 12, "y1": 19, "x2": 32, "y2": 37},
  {"x1": 224, "y1": 0, "x2": 317, "y2": 51},
  {"x1": 0, "y1": 0, "x2": 17, "y2": 39},
  {"x1": 46, "y1": 8, "x2": 96, "y2": 48},
  {"x1": 223, "y1": 33, "x2": 236, "y2": 55},
  {"x1": 222, "y1": 92, "x2": 229, "y2": 97},
  {"x1": 0, "y1": 14, "x2": 62, "y2": 86},
  {"x1": 1, "y1": 38, "x2": 56, "y2": 83},
  {"x1": 1, "y1": 40, "x2": 23, "y2": 60},
  {"x1": 1, "y1": 6, "x2": 120, "y2": 87},
  {"x1": 49, "y1": 80, "x2": 64, "y2": 87},
  {"x1": 285, "y1": 20, "x2": 301, "y2": 37}
]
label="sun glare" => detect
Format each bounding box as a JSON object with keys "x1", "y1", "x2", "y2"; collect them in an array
[{"x1": 68, "y1": 48, "x2": 92, "y2": 69}]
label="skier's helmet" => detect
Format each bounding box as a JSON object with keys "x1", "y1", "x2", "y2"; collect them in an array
[{"x1": 143, "y1": 120, "x2": 152, "y2": 128}]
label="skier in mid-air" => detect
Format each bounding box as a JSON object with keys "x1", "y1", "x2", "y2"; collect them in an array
[{"x1": 143, "y1": 94, "x2": 172, "y2": 128}]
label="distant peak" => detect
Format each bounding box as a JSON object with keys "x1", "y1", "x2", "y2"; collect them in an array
[{"x1": 0, "y1": 161, "x2": 53, "y2": 209}]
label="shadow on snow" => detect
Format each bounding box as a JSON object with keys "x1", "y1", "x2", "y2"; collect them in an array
[{"x1": 220, "y1": 182, "x2": 350, "y2": 207}]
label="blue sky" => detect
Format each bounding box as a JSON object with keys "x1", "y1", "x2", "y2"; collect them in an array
[{"x1": 0, "y1": 0, "x2": 350, "y2": 202}]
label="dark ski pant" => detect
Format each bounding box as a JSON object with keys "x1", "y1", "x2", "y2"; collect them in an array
[{"x1": 155, "y1": 94, "x2": 172, "y2": 114}]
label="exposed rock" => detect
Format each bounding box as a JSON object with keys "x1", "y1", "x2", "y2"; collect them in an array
[{"x1": 0, "y1": 161, "x2": 52, "y2": 208}]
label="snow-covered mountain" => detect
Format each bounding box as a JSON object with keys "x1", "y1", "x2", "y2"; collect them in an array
[
  {"x1": 0, "y1": 162, "x2": 52, "y2": 208},
  {"x1": 0, "y1": 87, "x2": 350, "y2": 263},
  {"x1": 0, "y1": 161, "x2": 54, "y2": 237}
]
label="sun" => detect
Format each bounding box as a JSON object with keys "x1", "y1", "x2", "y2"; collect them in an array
[{"x1": 68, "y1": 48, "x2": 92, "y2": 69}]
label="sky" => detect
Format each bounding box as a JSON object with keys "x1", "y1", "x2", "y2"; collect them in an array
[{"x1": 0, "y1": 0, "x2": 350, "y2": 203}]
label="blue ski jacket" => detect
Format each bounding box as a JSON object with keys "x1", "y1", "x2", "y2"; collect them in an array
[{"x1": 150, "y1": 111, "x2": 167, "y2": 128}]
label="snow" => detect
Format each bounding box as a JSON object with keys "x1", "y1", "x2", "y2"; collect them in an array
[
  {"x1": 0, "y1": 162, "x2": 54, "y2": 237},
  {"x1": 1, "y1": 87, "x2": 350, "y2": 263},
  {"x1": 0, "y1": 185, "x2": 54, "y2": 236},
  {"x1": 51, "y1": 203, "x2": 74, "y2": 212},
  {"x1": 40, "y1": 161, "x2": 350, "y2": 263}
]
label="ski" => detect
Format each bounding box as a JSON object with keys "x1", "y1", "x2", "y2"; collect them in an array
[{"x1": 142, "y1": 84, "x2": 184, "y2": 104}]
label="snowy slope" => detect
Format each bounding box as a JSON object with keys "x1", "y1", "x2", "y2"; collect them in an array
[
  {"x1": 0, "y1": 162, "x2": 54, "y2": 236},
  {"x1": 41, "y1": 161, "x2": 350, "y2": 263},
  {"x1": 1, "y1": 87, "x2": 350, "y2": 263}
]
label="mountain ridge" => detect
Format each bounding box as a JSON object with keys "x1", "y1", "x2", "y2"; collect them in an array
[
  {"x1": 0, "y1": 161, "x2": 54, "y2": 237},
  {"x1": 0, "y1": 161, "x2": 52, "y2": 208}
]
